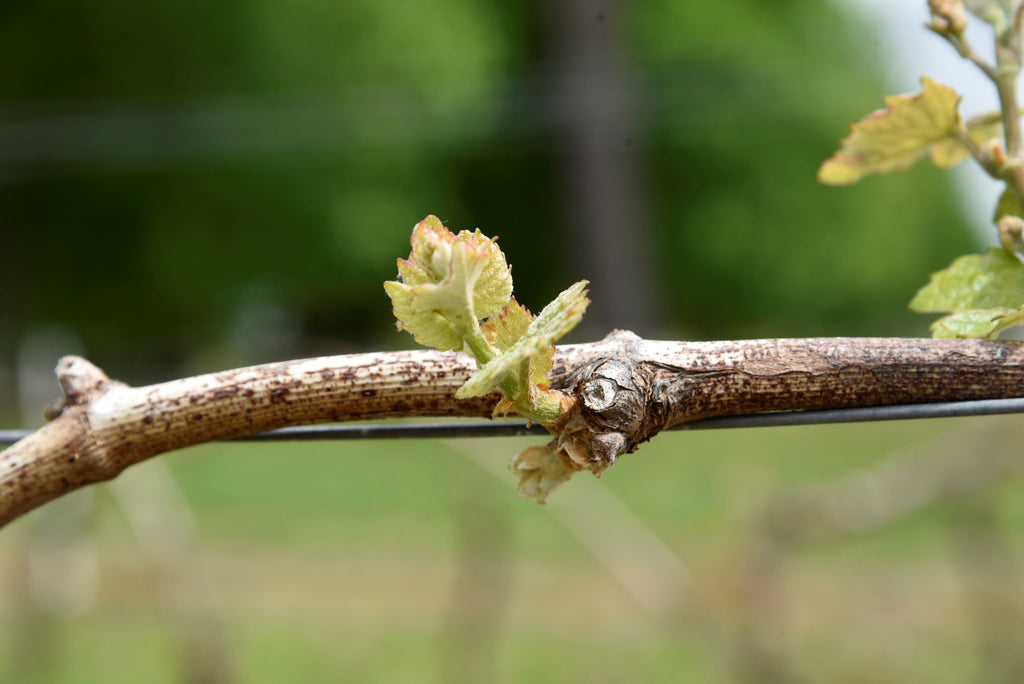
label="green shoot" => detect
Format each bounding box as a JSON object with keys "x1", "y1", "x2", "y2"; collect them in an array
[{"x1": 385, "y1": 216, "x2": 589, "y2": 501}]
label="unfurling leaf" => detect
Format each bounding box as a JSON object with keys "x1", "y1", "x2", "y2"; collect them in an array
[
  {"x1": 456, "y1": 280, "x2": 589, "y2": 399},
  {"x1": 481, "y1": 297, "x2": 533, "y2": 351},
  {"x1": 384, "y1": 216, "x2": 512, "y2": 351},
  {"x1": 527, "y1": 279, "x2": 591, "y2": 346},
  {"x1": 480, "y1": 298, "x2": 554, "y2": 384},
  {"x1": 818, "y1": 77, "x2": 963, "y2": 185}
]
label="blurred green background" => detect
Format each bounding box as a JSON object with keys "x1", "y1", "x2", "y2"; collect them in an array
[{"x1": 4, "y1": 1, "x2": 1023, "y2": 682}]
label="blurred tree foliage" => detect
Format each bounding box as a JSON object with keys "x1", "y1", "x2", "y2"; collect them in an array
[
  {"x1": 0, "y1": 0, "x2": 973, "y2": 378},
  {"x1": 628, "y1": 0, "x2": 976, "y2": 338}
]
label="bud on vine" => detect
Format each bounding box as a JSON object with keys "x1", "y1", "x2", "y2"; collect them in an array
[
  {"x1": 929, "y1": 0, "x2": 969, "y2": 36},
  {"x1": 999, "y1": 214, "x2": 1024, "y2": 253},
  {"x1": 980, "y1": 138, "x2": 1009, "y2": 170}
]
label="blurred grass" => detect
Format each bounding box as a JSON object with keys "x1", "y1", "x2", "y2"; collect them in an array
[{"x1": 2, "y1": 416, "x2": 1023, "y2": 682}]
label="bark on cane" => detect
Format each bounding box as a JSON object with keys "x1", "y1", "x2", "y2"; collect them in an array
[{"x1": 4, "y1": 333, "x2": 1024, "y2": 527}]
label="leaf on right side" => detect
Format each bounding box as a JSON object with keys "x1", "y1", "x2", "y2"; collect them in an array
[
  {"x1": 910, "y1": 247, "x2": 1024, "y2": 338},
  {"x1": 818, "y1": 77, "x2": 964, "y2": 185},
  {"x1": 928, "y1": 307, "x2": 1024, "y2": 339}
]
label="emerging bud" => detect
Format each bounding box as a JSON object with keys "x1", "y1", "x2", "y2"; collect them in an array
[
  {"x1": 998, "y1": 214, "x2": 1024, "y2": 253},
  {"x1": 980, "y1": 138, "x2": 1009, "y2": 169},
  {"x1": 928, "y1": 0, "x2": 969, "y2": 35}
]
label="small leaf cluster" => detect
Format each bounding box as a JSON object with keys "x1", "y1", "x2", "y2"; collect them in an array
[
  {"x1": 385, "y1": 216, "x2": 589, "y2": 426},
  {"x1": 819, "y1": 0, "x2": 1024, "y2": 339}
]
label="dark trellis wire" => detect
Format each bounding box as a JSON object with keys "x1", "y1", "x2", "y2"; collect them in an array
[{"x1": 3, "y1": 397, "x2": 1024, "y2": 446}]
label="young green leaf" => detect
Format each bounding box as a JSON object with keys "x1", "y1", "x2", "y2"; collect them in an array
[
  {"x1": 481, "y1": 297, "x2": 533, "y2": 351},
  {"x1": 526, "y1": 279, "x2": 591, "y2": 347},
  {"x1": 911, "y1": 247, "x2": 1024, "y2": 338},
  {"x1": 384, "y1": 216, "x2": 512, "y2": 351},
  {"x1": 910, "y1": 247, "x2": 1024, "y2": 312},
  {"x1": 480, "y1": 298, "x2": 555, "y2": 384},
  {"x1": 818, "y1": 77, "x2": 963, "y2": 185},
  {"x1": 456, "y1": 280, "x2": 589, "y2": 399},
  {"x1": 929, "y1": 306, "x2": 1024, "y2": 338}
]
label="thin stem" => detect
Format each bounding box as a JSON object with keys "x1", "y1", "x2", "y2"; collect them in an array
[
  {"x1": 927, "y1": 17, "x2": 1024, "y2": 207},
  {"x1": 996, "y1": 66, "x2": 1022, "y2": 159},
  {"x1": 929, "y1": 27, "x2": 999, "y2": 81},
  {"x1": 993, "y1": 8, "x2": 1024, "y2": 208},
  {"x1": 937, "y1": 9, "x2": 1024, "y2": 213},
  {"x1": 955, "y1": 123, "x2": 1004, "y2": 178},
  {"x1": 462, "y1": 326, "x2": 523, "y2": 402},
  {"x1": 461, "y1": 326, "x2": 498, "y2": 365}
]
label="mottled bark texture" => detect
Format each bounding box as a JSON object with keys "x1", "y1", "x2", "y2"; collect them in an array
[
  {"x1": 4, "y1": 332, "x2": 1024, "y2": 527},
  {"x1": 552, "y1": 332, "x2": 1024, "y2": 477}
]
